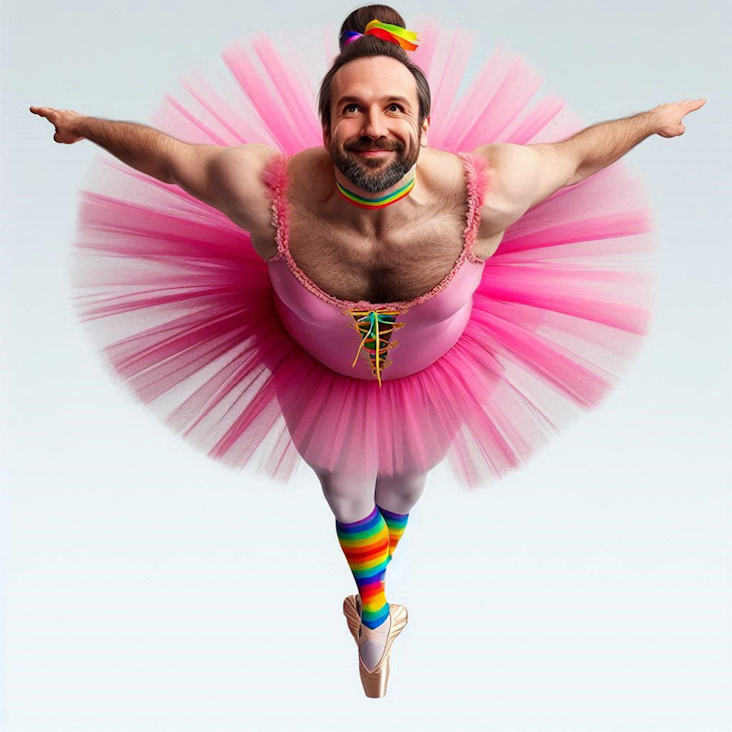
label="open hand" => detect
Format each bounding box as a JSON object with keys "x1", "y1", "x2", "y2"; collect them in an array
[
  {"x1": 29, "y1": 106, "x2": 86, "y2": 144},
  {"x1": 652, "y1": 99, "x2": 706, "y2": 138}
]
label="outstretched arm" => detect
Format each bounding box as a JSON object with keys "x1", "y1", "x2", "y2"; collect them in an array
[
  {"x1": 30, "y1": 106, "x2": 191, "y2": 183},
  {"x1": 557, "y1": 98, "x2": 706, "y2": 185},
  {"x1": 29, "y1": 106, "x2": 278, "y2": 233},
  {"x1": 473, "y1": 98, "x2": 706, "y2": 238}
]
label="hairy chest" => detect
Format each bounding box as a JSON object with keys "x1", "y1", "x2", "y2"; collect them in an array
[{"x1": 285, "y1": 204, "x2": 491, "y2": 304}]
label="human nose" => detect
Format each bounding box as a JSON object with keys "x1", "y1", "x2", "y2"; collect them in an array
[{"x1": 360, "y1": 108, "x2": 387, "y2": 139}]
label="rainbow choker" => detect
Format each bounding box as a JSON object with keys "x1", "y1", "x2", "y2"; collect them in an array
[{"x1": 336, "y1": 175, "x2": 416, "y2": 210}]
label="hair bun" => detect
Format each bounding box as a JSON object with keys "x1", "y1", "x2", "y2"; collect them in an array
[
  {"x1": 340, "y1": 19, "x2": 418, "y2": 52},
  {"x1": 338, "y1": 5, "x2": 408, "y2": 50}
]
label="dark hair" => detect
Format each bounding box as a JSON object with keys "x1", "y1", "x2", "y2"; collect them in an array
[{"x1": 317, "y1": 5, "x2": 431, "y2": 131}]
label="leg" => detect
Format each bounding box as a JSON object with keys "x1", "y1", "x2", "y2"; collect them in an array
[
  {"x1": 306, "y1": 462, "x2": 391, "y2": 671},
  {"x1": 374, "y1": 469, "x2": 428, "y2": 560},
  {"x1": 309, "y1": 464, "x2": 378, "y2": 524},
  {"x1": 375, "y1": 469, "x2": 428, "y2": 514}
]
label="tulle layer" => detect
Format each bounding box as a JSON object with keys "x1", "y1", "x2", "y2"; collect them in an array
[{"x1": 70, "y1": 16, "x2": 657, "y2": 489}]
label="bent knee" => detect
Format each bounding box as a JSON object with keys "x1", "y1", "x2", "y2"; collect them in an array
[
  {"x1": 375, "y1": 471, "x2": 428, "y2": 513},
  {"x1": 309, "y1": 466, "x2": 377, "y2": 523}
]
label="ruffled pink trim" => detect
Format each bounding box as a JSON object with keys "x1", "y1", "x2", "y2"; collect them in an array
[
  {"x1": 262, "y1": 153, "x2": 290, "y2": 264},
  {"x1": 262, "y1": 151, "x2": 491, "y2": 312},
  {"x1": 462, "y1": 152, "x2": 492, "y2": 264}
]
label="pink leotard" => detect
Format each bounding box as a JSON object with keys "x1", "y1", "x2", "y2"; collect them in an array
[{"x1": 263, "y1": 152, "x2": 491, "y2": 384}]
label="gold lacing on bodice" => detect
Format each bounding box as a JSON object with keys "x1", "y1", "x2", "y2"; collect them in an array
[{"x1": 343, "y1": 307, "x2": 408, "y2": 387}]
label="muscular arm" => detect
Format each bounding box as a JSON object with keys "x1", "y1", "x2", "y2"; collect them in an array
[
  {"x1": 68, "y1": 115, "x2": 278, "y2": 232},
  {"x1": 71, "y1": 116, "x2": 182, "y2": 182},
  {"x1": 557, "y1": 110, "x2": 660, "y2": 185},
  {"x1": 472, "y1": 142, "x2": 576, "y2": 237},
  {"x1": 557, "y1": 98, "x2": 707, "y2": 184},
  {"x1": 474, "y1": 100, "x2": 705, "y2": 240},
  {"x1": 476, "y1": 115, "x2": 659, "y2": 237},
  {"x1": 160, "y1": 140, "x2": 280, "y2": 233}
]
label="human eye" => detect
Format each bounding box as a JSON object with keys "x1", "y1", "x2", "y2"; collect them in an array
[
  {"x1": 388, "y1": 103, "x2": 405, "y2": 112},
  {"x1": 344, "y1": 104, "x2": 361, "y2": 113}
]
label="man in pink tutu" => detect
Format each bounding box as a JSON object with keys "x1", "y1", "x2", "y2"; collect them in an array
[{"x1": 31, "y1": 4, "x2": 704, "y2": 697}]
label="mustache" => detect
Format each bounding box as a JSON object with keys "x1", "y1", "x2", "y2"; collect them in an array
[{"x1": 346, "y1": 141, "x2": 401, "y2": 152}]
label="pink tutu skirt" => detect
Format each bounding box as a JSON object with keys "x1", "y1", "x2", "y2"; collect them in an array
[{"x1": 70, "y1": 17, "x2": 657, "y2": 489}]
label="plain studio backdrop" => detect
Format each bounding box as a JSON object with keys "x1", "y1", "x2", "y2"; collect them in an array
[{"x1": 2, "y1": 0, "x2": 730, "y2": 730}]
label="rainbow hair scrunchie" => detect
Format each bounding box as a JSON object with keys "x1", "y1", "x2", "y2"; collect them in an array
[{"x1": 341, "y1": 19, "x2": 420, "y2": 52}]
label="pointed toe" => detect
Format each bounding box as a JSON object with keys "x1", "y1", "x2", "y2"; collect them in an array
[{"x1": 343, "y1": 598, "x2": 408, "y2": 698}]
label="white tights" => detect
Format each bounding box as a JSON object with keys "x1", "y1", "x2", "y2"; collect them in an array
[{"x1": 306, "y1": 464, "x2": 428, "y2": 523}]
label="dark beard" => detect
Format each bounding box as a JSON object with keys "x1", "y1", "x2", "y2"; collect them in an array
[{"x1": 329, "y1": 135, "x2": 421, "y2": 193}]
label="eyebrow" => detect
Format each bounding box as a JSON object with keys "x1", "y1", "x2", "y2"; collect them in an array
[{"x1": 336, "y1": 95, "x2": 413, "y2": 110}]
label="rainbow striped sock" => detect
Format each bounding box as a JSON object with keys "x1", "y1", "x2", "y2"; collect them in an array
[
  {"x1": 335, "y1": 506, "x2": 390, "y2": 629},
  {"x1": 376, "y1": 505, "x2": 410, "y2": 563}
]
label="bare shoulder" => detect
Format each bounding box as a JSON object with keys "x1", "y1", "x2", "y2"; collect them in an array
[
  {"x1": 211, "y1": 143, "x2": 319, "y2": 261},
  {"x1": 210, "y1": 144, "x2": 282, "y2": 239},
  {"x1": 417, "y1": 147, "x2": 467, "y2": 205},
  {"x1": 471, "y1": 142, "x2": 573, "y2": 238},
  {"x1": 423, "y1": 145, "x2": 507, "y2": 260},
  {"x1": 287, "y1": 147, "x2": 337, "y2": 207},
  {"x1": 417, "y1": 147, "x2": 506, "y2": 262}
]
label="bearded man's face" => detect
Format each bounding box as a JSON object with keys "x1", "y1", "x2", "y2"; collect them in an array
[{"x1": 324, "y1": 56, "x2": 429, "y2": 193}]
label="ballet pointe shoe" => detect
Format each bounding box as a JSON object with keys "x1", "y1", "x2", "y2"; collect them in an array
[
  {"x1": 342, "y1": 595, "x2": 409, "y2": 698},
  {"x1": 343, "y1": 594, "x2": 361, "y2": 642}
]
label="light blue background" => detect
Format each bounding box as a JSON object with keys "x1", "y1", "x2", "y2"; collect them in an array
[{"x1": 2, "y1": 0, "x2": 730, "y2": 730}]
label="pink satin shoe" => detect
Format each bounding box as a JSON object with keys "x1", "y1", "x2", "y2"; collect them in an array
[{"x1": 343, "y1": 595, "x2": 408, "y2": 698}]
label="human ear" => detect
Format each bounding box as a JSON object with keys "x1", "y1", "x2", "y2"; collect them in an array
[{"x1": 420, "y1": 116, "x2": 430, "y2": 147}]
